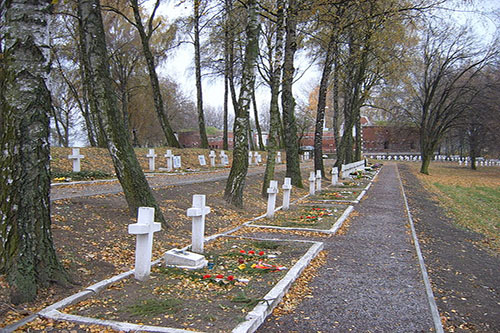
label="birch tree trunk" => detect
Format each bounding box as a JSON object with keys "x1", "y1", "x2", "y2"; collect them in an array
[
  {"x1": 281, "y1": 0, "x2": 303, "y2": 188},
  {"x1": 262, "y1": 0, "x2": 285, "y2": 197},
  {"x1": 194, "y1": 0, "x2": 209, "y2": 148},
  {"x1": 129, "y1": 0, "x2": 181, "y2": 148},
  {"x1": 224, "y1": 0, "x2": 259, "y2": 207},
  {"x1": 78, "y1": 0, "x2": 167, "y2": 225},
  {"x1": 0, "y1": 0, "x2": 70, "y2": 304}
]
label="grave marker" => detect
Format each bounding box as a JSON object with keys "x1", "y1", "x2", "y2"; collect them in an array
[
  {"x1": 276, "y1": 152, "x2": 282, "y2": 164},
  {"x1": 209, "y1": 150, "x2": 216, "y2": 167},
  {"x1": 309, "y1": 171, "x2": 316, "y2": 195},
  {"x1": 146, "y1": 149, "x2": 157, "y2": 171},
  {"x1": 266, "y1": 180, "x2": 279, "y2": 218},
  {"x1": 68, "y1": 148, "x2": 84, "y2": 172},
  {"x1": 173, "y1": 155, "x2": 182, "y2": 169},
  {"x1": 254, "y1": 151, "x2": 259, "y2": 165},
  {"x1": 128, "y1": 207, "x2": 161, "y2": 281},
  {"x1": 187, "y1": 195, "x2": 211, "y2": 253},
  {"x1": 164, "y1": 150, "x2": 173, "y2": 171},
  {"x1": 282, "y1": 177, "x2": 292, "y2": 210},
  {"x1": 316, "y1": 170, "x2": 322, "y2": 192},
  {"x1": 331, "y1": 167, "x2": 338, "y2": 186},
  {"x1": 198, "y1": 155, "x2": 207, "y2": 166},
  {"x1": 248, "y1": 152, "x2": 253, "y2": 165}
]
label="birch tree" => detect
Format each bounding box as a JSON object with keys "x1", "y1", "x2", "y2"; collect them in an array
[
  {"x1": 77, "y1": 0, "x2": 167, "y2": 224},
  {"x1": 224, "y1": 0, "x2": 259, "y2": 206},
  {"x1": 0, "y1": 0, "x2": 70, "y2": 304}
]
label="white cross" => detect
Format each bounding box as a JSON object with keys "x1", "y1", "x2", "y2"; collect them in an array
[
  {"x1": 266, "y1": 180, "x2": 279, "y2": 218},
  {"x1": 68, "y1": 148, "x2": 84, "y2": 172},
  {"x1": 331, "y1": 167, "x2": 338, "y2": 186},
  {"x1": 128, "y1": 207, "x2": 161, "y2": 281},
  {"x1": 316, "y1": 170, "x2": 322, "y2": 192},
  {"x1": 187, "y1": 195, "x2": 211, "y2": 253},
  {"x1": 248, "y1": 152, "x2": 253, "y2": 165},
  {"x1": 253, "y1": 151, "x2": 259, "y2": 165},
  {"x1": 146, "y1": 149, "x2": 157, "y2": 171},
  {"x1": 276, "y1": 152, "x2": 282, "y2": 164},
  {"x1": 309, "y1": 171, "x2": 316, "y2": 195},
  {"x1": 164, "y1": 150, "x2": 173, "y2": 171},
  {"x1": 209, "y1": 151, "x2": 216, "y2": 167},
  {"x1": 282, "y1": 177, "x2": 292, "y2": 210}
]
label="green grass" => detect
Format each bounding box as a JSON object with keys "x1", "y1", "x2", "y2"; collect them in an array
[{"x1": 433, "y1": 183, "x2": 500, "y2": 250}]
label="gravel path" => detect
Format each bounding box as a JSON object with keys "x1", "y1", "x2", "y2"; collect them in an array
[{"x1": 258, "y1": 163, "x2": 436, "y2": 332}]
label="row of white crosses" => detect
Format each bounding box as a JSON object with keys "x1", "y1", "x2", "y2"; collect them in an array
[
  {"x1": 146, "y1": 149, "x2": 230, "y2": 172},
  {"x1": 266, "y1": 177, "x2": 293, "y2": 218},
  {"x1": 248, "y1": 151, "x2": 264, "y2": 165},
  {"x1": 128, "y1": 194, "x2": 212, "y2": 281},
  {"x1": 308, "y1": 170, "x2": 323, "y2": 195},
  {"x1": 128, "y1": 177, "x2": 297, "y2": 281}
]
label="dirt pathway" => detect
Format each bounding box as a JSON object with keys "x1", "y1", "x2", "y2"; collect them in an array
[{"x1": 258, "y1": 164, "x2": 436, "y2": 332}]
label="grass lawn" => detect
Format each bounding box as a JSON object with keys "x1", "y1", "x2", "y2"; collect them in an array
[{"x1": 407, "y1": 162, "x2": 500, "y2": 251}]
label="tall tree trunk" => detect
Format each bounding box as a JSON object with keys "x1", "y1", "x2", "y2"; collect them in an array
[
  {"x1": 78, "y1": 0, "x2": 167, "y2": 225},
  {"x1": 355, "y1": 111, "x2": 362, "y2": 161},
  {"x1": 194, "y1": 0, "x2": 209, "y2": 148},
  {"x1": 262, "y1": 0, "x2": 285, "y2": 197},
  {"x1": 224, "y1": 0, "x2": 259, "y2": 207},
  {"x1": 248, "y1": 124, "x2": 256, "y2": 151},
  {"x1": 281, "y1": 0, "x2": 302, "y2": 188},
  {"x1": 223, "y1": 75, "x2": 229, "y2": 150},
  {"x1": 0, "y1": 0, "x2": 70, "y2": 304},
  {"x1": 251, "y1": 85, "x2": 265, "y2": 150},
  {"x1": 332, "y1": 55, "x2": 341, "y2": 160},
  {"x1": 130, "y1": 0, "x2": 180, "y2": 148},
  {"x1": 314, "y1": 34, "x2": 336, "y2": 178}
]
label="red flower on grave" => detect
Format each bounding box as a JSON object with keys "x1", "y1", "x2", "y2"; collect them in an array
[
  {"x1": 216, "y1": 274, "x2": 224, "y2": 279},
  {"x1": 258, "y1": 251, "x2": 265, "y2": 256},
  {"x1": 227, "y1": 275, "x2": 234, "y2": 281},
  {"x1": 239, "y1": 250, "x2": 246, "y2": 254},
  {"x1": 248, "y1": 250, "x2": 255, "y2": 255},
  {"x1": 202, "y1": 274, "x2": 211, "y2": 279}
]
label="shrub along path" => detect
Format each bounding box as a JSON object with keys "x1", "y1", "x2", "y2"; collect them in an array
[{"x1": 255, "y1": 163, "x2": 438, "y2": 332}]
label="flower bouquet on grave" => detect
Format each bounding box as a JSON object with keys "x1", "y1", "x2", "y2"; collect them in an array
[{"x1": 252, "y1": 260, "x2": 287, "y2": 272}]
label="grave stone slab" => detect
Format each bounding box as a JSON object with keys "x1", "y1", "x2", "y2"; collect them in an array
[
  {"x1": 164, "y1": 248, "x2": 207, "y2": 269},
  {"x1": 173, "y1": 155, "x2": 182, "y2": 169},
  {"x1": 198, "y1": 155, "x2": 207, "y2": 166}
]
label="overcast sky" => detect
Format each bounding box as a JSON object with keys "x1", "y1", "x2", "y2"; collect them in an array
[{"x1": 151, "y1": 0, "x2": 498, "y2": 114}]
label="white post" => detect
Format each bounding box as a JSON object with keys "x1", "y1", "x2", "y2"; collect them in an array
[
  {"x1": 331, "y1": 167, "x2": 338, "y2": 186},
  {"x1": 164, "y1": 150, "x2": 173, "y2": 171},
  {"x1": 309, "y1": 171, "x2": 316, "y2": 195},
  {"x1": 146, "y1": 149, "x2": 157, "y2": 171},
  {"x1": 209, "y1": 150, "x2": 216, "y2": 167},
  {"x1": 276, "y1": 152, "x2": 282, "y2": 164},
  {"x1": 266, "y1": 180, "x2": 279, "y2": 218},
  {"x1": 248, "y1": 152, "x2": 253, "y2": 165},
  {"x1": 187, "y1": 195, "x2": 211, "y2": 254},
  {"x1": 128, "y1": 207, "x2": 161, "y2": 281},
  {"x1": 282, "y1": 177, "x2": 292, "y2": 210},
  {"x1": 68, "y1": 148, "x2": 84, "y2": 172},
  {"x1": 316, "y1": 170, "x2": 322, "y2": 192}
]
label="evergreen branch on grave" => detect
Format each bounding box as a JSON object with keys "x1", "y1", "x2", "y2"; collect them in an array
[
  {"x1": 231, "y1": 291, "x2": 273, "y2": 308},
  {"x1": 125, "y1": 298, "x2": 182, "y2": 317}
]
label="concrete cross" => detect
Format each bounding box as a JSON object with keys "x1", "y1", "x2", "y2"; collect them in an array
[
  {"x1": 68, "y1": 148, "x2": 84, "y2": 172},
  {"x1": 164, "y1": 150, "x2": 173, "y2": 171},
  {"x1": 146, "y1": 149, "x2": 157, "y2": 171},
  {"x1": 248, "y1": 152, "x2": 253, "y2": 165},
  {"x1": 316, "y1": 170, "x2": 322, "y2": 192},
  {"x1": 276, "y1": 152, "x2": 282, "y2": 164},
  {"x1": 128, "y1": 207, "x2": 161, "y2": 281},
  {"x1": 309, "y1": 171, "x2": 316, "y2": 195},
  {"x1": 209, "y1": 150, "x2": 216, "y2": 167},
  {"x1": 282, "y1": 177, "x2": 292, "y2": 210},
  {"x1": 187, "y1": 195, "x2": 211, "y2": 253},
  {"x1": 254, "y1": 151, "x2": 259, "y2": 165},
  {"x1": 266, "y1": 180, "x2": 279, "y2": 218},
  {"x1": 331, "y1": 167, "x2": 338, "y2": 186}
]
